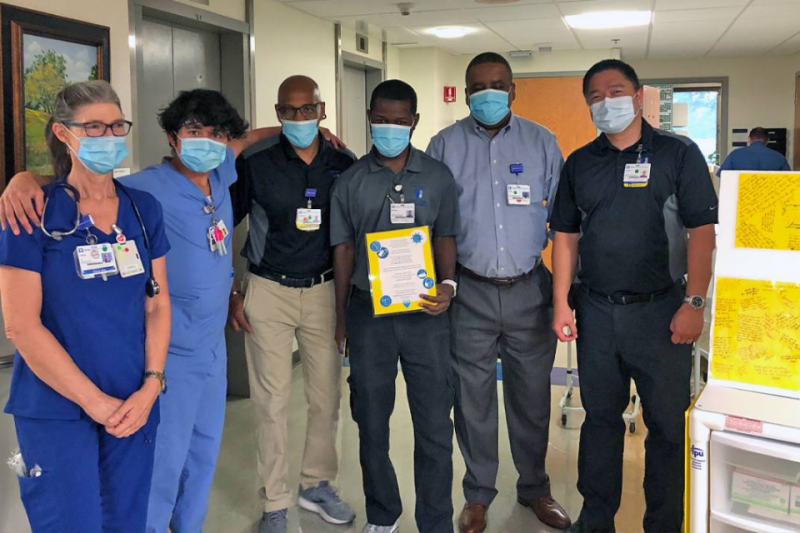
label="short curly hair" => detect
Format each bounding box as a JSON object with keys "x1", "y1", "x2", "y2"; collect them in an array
[{"x1": 158, "y1": 89, "x2": 248, "y2": 141}]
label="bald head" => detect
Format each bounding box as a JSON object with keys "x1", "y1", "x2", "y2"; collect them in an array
[{"x1": 278, "y1": 75, "x2": 321, "y2": 105}]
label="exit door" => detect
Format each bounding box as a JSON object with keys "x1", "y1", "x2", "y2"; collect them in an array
[{"x1": 138, "y1": 18, "x2": 222, "y2": 168}]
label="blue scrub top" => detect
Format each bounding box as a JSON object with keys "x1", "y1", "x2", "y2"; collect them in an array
[
  {"x1": 122, "y1": 148, "x2": 236, "y2": 356},
  {"x1": 0, "y1": 181, "x2": 170, "y2": 420}
]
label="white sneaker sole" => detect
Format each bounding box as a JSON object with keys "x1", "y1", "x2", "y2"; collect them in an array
[{"x1": 297, "y1": 496, "x2": 355, "y2": 525}]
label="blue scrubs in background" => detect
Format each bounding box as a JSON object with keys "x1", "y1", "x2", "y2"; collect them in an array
[
  {"x1": 0, "y1": 182, "x2": 170, "y2": 533},
  {"x1": 123, "y1": 148, "x2": 236, "y2": 533}
]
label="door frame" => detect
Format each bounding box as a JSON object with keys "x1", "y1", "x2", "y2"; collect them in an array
[{"x1": 127, "y1": 0, "x2": 253, "y2": 171}]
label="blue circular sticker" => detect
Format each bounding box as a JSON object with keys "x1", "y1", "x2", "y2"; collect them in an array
[
  {"x1": 370, "y1": 241, "x2": 382, "y2": 252},
  {"x1": 423, "y1": 277, "x2": 434, "y2": 289},
  {"x1": 380, "y1": 295, "x2": 392, "y2": 307},
  {"x1": 417, "y1": 269, "x2": 427, "y2": 279},
  {"x1": 411, "y1": 232, "x2": 424, "y2": 244},
  {"x1": 377, "y1": 247, "x2": 389, "y2": 259}
]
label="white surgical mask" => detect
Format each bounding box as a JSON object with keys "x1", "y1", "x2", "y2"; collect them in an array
[{"x1": 590, "y1": 96, "x2": 636, "y2": 134}]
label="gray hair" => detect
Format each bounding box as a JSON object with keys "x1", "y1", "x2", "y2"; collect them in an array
[{"x1": 45, "y1": 80, "x2": 122, "y2": 177}]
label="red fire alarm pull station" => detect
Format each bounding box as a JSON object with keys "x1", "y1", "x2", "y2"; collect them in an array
[{"x1": 444, "y1": 86, "x2": 456, "y2": 103}]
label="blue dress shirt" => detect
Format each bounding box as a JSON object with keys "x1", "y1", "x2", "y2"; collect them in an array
[
  {"x1": 427, "y1": 114, "x2": 564, "y2": 278},
  {"x1": 718, "y1": 141, "x2": 791, "y2": 175}
]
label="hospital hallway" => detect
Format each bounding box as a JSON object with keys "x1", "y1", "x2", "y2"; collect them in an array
[{"x1": 0, "y1": 344, "x2": 651, "y2": 533}]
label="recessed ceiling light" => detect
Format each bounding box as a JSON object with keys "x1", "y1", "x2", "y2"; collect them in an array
[
  {"x1": 427, "y1": 26, "x2": 475, "y2": 39},
  {"x1": 565, "y1": 10, "x2": 652, "y2": 30}
]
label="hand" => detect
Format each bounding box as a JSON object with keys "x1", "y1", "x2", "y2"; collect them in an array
[
  {"x1": 228, "y1": 293, "x2": 253, "y2": 334},
  {"x1": 670, "y1": 304, "x2": 704, "y2": 345},
  {"x1": 320, "y1": 127, "x2": 346, "y2": 150},
  {"x1": 552, "y1": 302, "x2": 578, "y2": 342},
  {"x1": 335, "y1": 317, "x2": 346, "y2": 355},
  {"x1": 106, "y1": 380, "x2": 161, "y2": 438},
  {"x1": 83, "y1": 393, "x2": 125, "y2": 426},
  {"x1": 0, "y1": 172, "x2": 44, "y2": 235},
  {"x1": 419, "y1": 284, "x2": 454, "y2": 316}
]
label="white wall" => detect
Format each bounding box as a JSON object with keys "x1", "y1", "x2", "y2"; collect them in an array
[
  {"x1": 341, "y1": 24, "x2": 385, "y2": 64},
  {"x1": 252, "y1": 0, "x2": 338, "y2": 131},
  {"x1": 174, "y1": 0, "x2": 246, "y2": 21},
  {"x1": 630, "y1": 55, "x2": 799, "y2": 164}
]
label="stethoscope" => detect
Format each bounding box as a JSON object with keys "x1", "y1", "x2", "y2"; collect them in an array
[{"x1": 41, "y1": 180, "x2": 160, "y2": 298}]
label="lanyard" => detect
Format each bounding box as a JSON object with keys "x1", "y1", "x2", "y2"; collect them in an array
[
  {"x1": 636, "y1": 144, "x2": 649, "y2": 164},
  {"x1": 203, "y1": 195, "x2": 219, "y2": 225}
]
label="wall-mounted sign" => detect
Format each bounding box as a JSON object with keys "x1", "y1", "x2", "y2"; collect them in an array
[{"x1": 444, "y1": 86, "x2": 456, "y2": 103}]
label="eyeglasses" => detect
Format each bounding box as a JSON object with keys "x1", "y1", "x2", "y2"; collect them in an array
[
  {"x1": 62, "y1": 120, "x2": 133, "y2": 137},
  {"x1": 277, "y1": 104, "x2": 320, "y2": 120}
]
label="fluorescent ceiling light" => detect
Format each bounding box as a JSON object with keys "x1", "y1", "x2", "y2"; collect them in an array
[
  {"x1": 565, "y1": 10, "x2": 652, "y2": 30},
  {"x1": 427, "y1": 26, "x2": 475, "y2": 39}
]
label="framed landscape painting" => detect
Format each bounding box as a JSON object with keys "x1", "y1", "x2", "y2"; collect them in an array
[{"x1": 1, "y1": 5, "x2": 110, "y2": 183}]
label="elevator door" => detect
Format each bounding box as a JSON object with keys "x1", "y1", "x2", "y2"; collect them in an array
[
  {"x1": 138, "y1": 18, "x2": 222, "y2": 168},
  {"x1": 343, "y1": 65, "x2": 369, "y2": 157}
]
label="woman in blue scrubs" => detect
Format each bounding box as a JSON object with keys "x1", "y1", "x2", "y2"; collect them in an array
[
  {"x1": 1, "y1": 88, "x2": 345, "y2": 533},
  {"x1": 0, "y1": 81, "x2": 171, "y2": 533}
]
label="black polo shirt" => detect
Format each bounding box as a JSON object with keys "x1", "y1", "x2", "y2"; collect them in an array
[
  {"x1": 233, "y1": 133, "x2": 356, "y2": 278},
  {"x1": 550, "y1": 121, "x2": 718, "y2": 296}
]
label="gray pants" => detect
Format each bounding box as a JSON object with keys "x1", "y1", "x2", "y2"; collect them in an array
[{"x1": 450, "y1": 266, "x2": 557, "y2": 506}]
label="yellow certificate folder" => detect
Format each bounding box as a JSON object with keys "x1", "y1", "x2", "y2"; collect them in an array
[{"x1": 366, "y1": 226, "x2": 436, "y2": 317}]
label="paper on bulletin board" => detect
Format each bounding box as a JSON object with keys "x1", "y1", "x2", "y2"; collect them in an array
[
  {"x1": 710, "y1": 277, "x2": 800, "y2": 393},
  {"x1": 365, "y1": 226, "x2": 436, "y2": 317},
  {"x1": 735, "y1": 173, "x2": 800, "y2": 251}
]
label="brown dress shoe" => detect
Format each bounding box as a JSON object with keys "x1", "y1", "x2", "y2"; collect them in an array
[
  {"x1": 518, "y1": 494, "x2": 572, "y2": 530},
  {"x1": 458, "y1": 502, "x2": 488, "y2": 533}
]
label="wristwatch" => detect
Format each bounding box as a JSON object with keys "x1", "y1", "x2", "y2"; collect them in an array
[
  {"x1": 144, "y1": 371, "x2": 167, "y2": 393},
  {"x1": 441, "y1": 279, "x2": 458, "y2": 298},
  {"x1": 684, "y1": 295, "x2": 706, "y2": 310}
]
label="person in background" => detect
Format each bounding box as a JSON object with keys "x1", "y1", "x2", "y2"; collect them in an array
[
  {"x1": 331, "y1": 79, "x2": 459, "y2": 533},
  {"x1": 427, "y1": 52, "x2": 570, "y2": 533},
  {"x1": 0, "y1": 80, "x2": 171, "y2": 532},
  {"x1": 0, "y1": 87, "x2": 343, "y2": 533},
  {"x1": 550, "y1": 59, "x2": 718, "y2": 533},
  {"x1": 229, "y1": 75, "x2": 357, "y2": 533},
  {"x1": 717, "y1": 126, "x2": 791, "y2": 175}
]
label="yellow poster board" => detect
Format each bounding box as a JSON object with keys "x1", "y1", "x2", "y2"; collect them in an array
[
  {"x1": 735, "y1": 173, "x2": 800, "y2": 251},
  {"x1": 711, "y1": 277, "x2": 800, "y2": 392},
  {"x1": 365, "y1": 226, "x2": 436, "y2": 317}
]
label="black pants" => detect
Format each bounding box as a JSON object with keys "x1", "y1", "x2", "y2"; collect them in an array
[
  {"x1": 575, "y1": 285, "x2": 691, "y2": 533},
  {"x1": 346, "y1": 289, "x2": 455, "y2": 532}
]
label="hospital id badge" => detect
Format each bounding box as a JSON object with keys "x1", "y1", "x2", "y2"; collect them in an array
[
  {"x1": 74, "y1": 243, "x2": 118, "y2": 280},
  {"x1": 296, "y1": 208, "x2": 322, "y2": 232},
  {"x1": 507, "y1": 184, "x2": 531, "y2": 205},
  {"x1": 623, "y1": 163, "x2": 651, "y2": 188},
  {"x1": 113, "y1": 240, "x2": 145, "y2": 278},
  {"x1": 390, "y1": 203, "x2": 415, "y2": 224}
]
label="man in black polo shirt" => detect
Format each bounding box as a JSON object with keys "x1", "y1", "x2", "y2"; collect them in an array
[
  {"x1": 550, "y1": 60, "x2": 718, "y2": 533},
  {"x1": 229, "y1": 75, "x2": 356, "y2": 533}
]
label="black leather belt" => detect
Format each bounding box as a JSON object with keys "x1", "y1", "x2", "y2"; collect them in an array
[
  {"x1": 249, "y1": 264, "x2": 333, "y2": 289},
  {"x1": 583, "y1": 280, "x2": 683, "y2": 305},
  {"x1": 457, "y1": 260, "x2": 541, "y2": 287}
]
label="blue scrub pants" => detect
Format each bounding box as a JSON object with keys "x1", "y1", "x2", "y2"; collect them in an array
[
  {"x1": 14, "y1": 414, "x2": 157, "y2": 533},
  {"x1": 146, "y1": 343, "x2": 227, "y2": 533}
]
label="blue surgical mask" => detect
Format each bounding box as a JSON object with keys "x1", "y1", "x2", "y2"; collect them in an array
[
  {"x1": 282, "y1": 119, "x2": 319, "y2": 148},
  {"x1": 178, "y1": 137, "x2": 228, "y2": 173},
  {"x1": 66, "y1": 129, "x2": 129, "y2": 175},
  {"x1": 469, "y1": 89, "x2": 510, "y2": 126},
  {"x1": 371, "y1": 124, "x2": 412, "y2": 158},
  {"x1": 591, "y1": 96, "x2": 637, "y2": 134}
]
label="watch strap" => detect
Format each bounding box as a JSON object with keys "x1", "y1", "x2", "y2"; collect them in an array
[{"x1": 441, "y1": 279, "x2": 458, "y2": 298}]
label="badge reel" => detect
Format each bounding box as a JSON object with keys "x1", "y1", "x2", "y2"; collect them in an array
[
  {"x1": 203, "y1": 197, "x2": 229, "y2": 256},
  {"x1": 390, "y1": 184, "x2": 415, "y2": 225},
  {"x1": 74, "y1": 217, "x2": 119, "y2": 281},
  {"x1": 111, "y1": 224, "x2": 145, "y2": 278},
  {"x1": 297, "y1": 188, "x2": 322, "y2": 232},
  {"x1": 623, "y1": 145, "x2": 651, "y2": 188},
  {"x1": 507, "y1": 163, "x2": 531, "y2": 206}
]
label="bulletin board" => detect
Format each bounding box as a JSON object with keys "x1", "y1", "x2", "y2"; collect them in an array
[{"x1": 708, "y1": 172, "x2": 800, "y2": 398}]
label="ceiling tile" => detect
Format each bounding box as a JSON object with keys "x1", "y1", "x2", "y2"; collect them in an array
[
  {"x1": 484, "y1": 19, "x2": 579, "y2": 49},
  {"x1": 771, "y1": 32, "x2": 800, "y2": 55},
  {"x1": 557, "y1": 0, "x2": 653, "y2": 16},
  {"x1": 331, "y1": 10, "x2": 478, "y2": 28},
  {"x1": 464, "y1": 4, "x2": 561, "y2": 22},
  {"x1": 655, "y1": 0, "x2": 748, "y2": 10},
  {"x1": 648, "y1": 19, "x2": 726, "y2": 58},
  {"x1": 653, "y1": 7, "x2": 742, "y2": 23}
]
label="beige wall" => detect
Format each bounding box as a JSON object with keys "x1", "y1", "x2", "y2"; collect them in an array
[
  {"x1": 251, "y1": 0, "x2": 337, "y2": 131},
  {"x1": 341, "y1": 24, "x2": 385, "y2": 64},
  {"x1": 174, "y1": 0, "x2": 246, "y2": 21},
  {"x1": 630, "y1": 55, "x2": 799, "y2": 164}
]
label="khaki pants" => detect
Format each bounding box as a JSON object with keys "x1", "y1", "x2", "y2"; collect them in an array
[{"x1": 244, "y1": 275, "x2": 342, "y2": 512}]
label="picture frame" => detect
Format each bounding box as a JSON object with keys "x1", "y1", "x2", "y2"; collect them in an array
[{"x1": 1, "y1": 4, "x2": 110, "y2": 183}]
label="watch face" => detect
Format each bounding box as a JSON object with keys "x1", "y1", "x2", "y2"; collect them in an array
[{"x1": 691, "y1": 296, "x2": 704, "y2": 308}]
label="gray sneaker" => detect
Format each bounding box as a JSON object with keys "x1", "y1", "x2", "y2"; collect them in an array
[
  {"x1": 362, "y1": 523, "x2": 399, "y2": 533},
  {"x1": 258, "y1": 509, "x2": 288, "y2": 533},
  {"x1": 297, "y1": 481, "x2": 356, "y2": 525}
]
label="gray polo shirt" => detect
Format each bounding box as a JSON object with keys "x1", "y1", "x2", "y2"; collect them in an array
[{"x1": 330, "y1": 147, "x2": 460, "y2": 291}]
